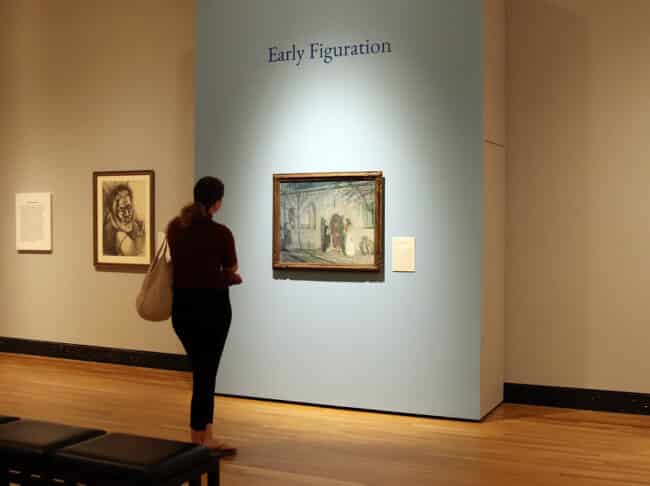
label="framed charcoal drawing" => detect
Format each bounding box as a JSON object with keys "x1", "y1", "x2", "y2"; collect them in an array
[
  {"x1": 273, "y1": 171, "x2": 384, "y2": 271},
  {"x1": 93, "y1": 170, "x2": 155, "y2": 271}
]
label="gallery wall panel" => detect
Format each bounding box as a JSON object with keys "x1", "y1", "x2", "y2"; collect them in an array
[
  {"x1": 506, "y1": 0, "x2": 650, "y2": 393},
  {"x1": 197, "y1": 0, "x2": 484, "y2": 419},
  {"x1": 0, "y1": 0, "x2": 194, "y2": 354}
]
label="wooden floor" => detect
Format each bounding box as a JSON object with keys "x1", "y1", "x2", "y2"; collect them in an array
[{"x1": 2, "y1": 353, "x2": 650, "y2": 485}]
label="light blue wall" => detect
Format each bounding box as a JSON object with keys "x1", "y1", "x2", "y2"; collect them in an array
[{"x1": 196, "y1": 0, "x2": 483, "y2": 419}]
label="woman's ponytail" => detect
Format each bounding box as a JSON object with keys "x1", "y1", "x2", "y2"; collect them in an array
[{"x1": 179, "y1": 202, "x2": 207, "y2": 227}]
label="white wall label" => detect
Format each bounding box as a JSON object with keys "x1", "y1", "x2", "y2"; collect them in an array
[
  {"x1": 16, "y1": 192, "x2": 52, "y2": 251},
  {"x1": 392, "y1": 237, "x2": 415, "y2": 272}
]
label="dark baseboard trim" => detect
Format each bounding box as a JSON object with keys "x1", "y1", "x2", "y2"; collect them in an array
[
  {"x1": 0, "y1": 337, "x2": 190, "y2": 372},
  {"x1": 214, "y1": 393, "x2": 482, "y2": 422},
  {"x1": 11, "y1": 338, "x2": 646, "y2": 418},
  {"x1": 504, "y1": 383, "x2": 650, "y2": 415}
]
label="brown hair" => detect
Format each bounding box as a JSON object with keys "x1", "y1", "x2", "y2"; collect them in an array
[
  {"x1": 179, "y1": 202, "x2": 207, "y2": 227},
  {"x1": 178, "y1": 176, "x2": 225, "y2": 227}
]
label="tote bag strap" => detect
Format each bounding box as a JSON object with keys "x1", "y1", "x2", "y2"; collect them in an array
[{"x1": 149, "y1": 237, "x2": 169, "y2": 272}]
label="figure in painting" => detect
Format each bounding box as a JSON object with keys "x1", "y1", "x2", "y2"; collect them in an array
[
  {"x1": 359, "y1": 235, "x2": 373, "y2": 256},
  {"x1": 320, "y1": 217, "x2": 330, "y2": 252},
  {"x1": 344, "y1": 218, "x2": 355, "y2": 257},
  {"x1": 281, "y1": 221, "x2": 292, "y2": 250},
  {"x1": 103, "y1": 184, "x2": 145, "y2": 256},
  {"x1": 330, "y1": 214, "x2": 344, "y2": 253},
  {"x1": 288, "y1": 208, "x2": 296, "y2": 228}
]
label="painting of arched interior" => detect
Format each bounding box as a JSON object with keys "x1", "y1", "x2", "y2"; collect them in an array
[{"x1": 273, "y1": 172, "x2": 383, "y2": 270}]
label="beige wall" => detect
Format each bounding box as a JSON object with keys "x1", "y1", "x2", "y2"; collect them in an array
[
  {"x1": 0, "y1": 0, "x2": 194, "y2": 353},
  {"x1": 507, "y1": 0, "x2": 650, "y2": 391},
  {"x1": 481, "y1": 0, "x2": 506, "y2": 417}
]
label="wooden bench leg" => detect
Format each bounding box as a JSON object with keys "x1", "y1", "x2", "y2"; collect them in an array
[
  {"x1": 26, "y1": 471, "x2": 48, "y2": 486},
  {"x1": 207, "y1": 462, "x2": 219, "y2": 486},
  {"x1": 6, "y1": 467, "x2": 22, "y2": 486}
]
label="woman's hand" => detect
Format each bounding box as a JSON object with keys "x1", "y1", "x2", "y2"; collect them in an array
[{"x1": 230, "y1": 273, "x2": 243, "y2": 285}]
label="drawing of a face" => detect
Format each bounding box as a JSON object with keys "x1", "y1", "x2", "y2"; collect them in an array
[{"x1": 112, "y1": 187, "x2": 134, "y2": 232}]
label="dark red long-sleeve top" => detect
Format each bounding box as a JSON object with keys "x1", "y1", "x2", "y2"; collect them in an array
[{"x1": 166, "y1": 214, "x2": 237, "y2": 289}]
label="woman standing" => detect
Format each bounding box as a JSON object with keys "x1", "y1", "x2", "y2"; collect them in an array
[{"x1": 166, "y1": 176, "x2": 241, "y2": 453}]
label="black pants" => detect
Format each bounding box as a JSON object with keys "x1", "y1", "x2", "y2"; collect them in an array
[{"x1": 172, "y1": 288, "x2": 232, "y2": 431}]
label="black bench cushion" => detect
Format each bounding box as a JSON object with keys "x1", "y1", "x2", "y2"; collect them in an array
[
  {"x1": 0, "y1": 416, "x2": 18, "y2": 424},
  {"x1": 52, "y1": 433, "x2": 211, "y2": 481},
  {"x1": 0, "y1": 420, "x2": 105, "y2": 459}
]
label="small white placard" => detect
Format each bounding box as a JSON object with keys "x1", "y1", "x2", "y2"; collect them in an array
[
  {"x1": 16, "y1": 192, "x2": 52, "y2": 251},
  {"x1": 392, "y1": 237, "x2": 415, "y2": 272}
]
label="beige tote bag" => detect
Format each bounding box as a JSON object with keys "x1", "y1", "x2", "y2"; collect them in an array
[{"x1": 136, "y1": 238, "x2": 173, "y2": 321}]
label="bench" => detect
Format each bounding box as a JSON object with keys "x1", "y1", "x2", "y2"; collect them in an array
[
  {"x1": 0, "y1": 419, "x2": 105, "y2": 485},
  {"x1": 50, "y1": 432, "x2": 221, "y2": 485},
  {"x1": 0, "y1": 419, "x2": 226, "y2": 485}
]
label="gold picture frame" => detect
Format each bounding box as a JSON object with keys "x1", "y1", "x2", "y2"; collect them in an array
[{"x1": 273, "y1": 171, "x2": 384, "y2": 271}]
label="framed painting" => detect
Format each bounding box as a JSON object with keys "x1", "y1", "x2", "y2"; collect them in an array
[
  {"x1": 93, "y1": 170, "x2": 155, "y2": 271},
  {"x1": 273, "y1": 171, "x2": 384, "y2": 271}
]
